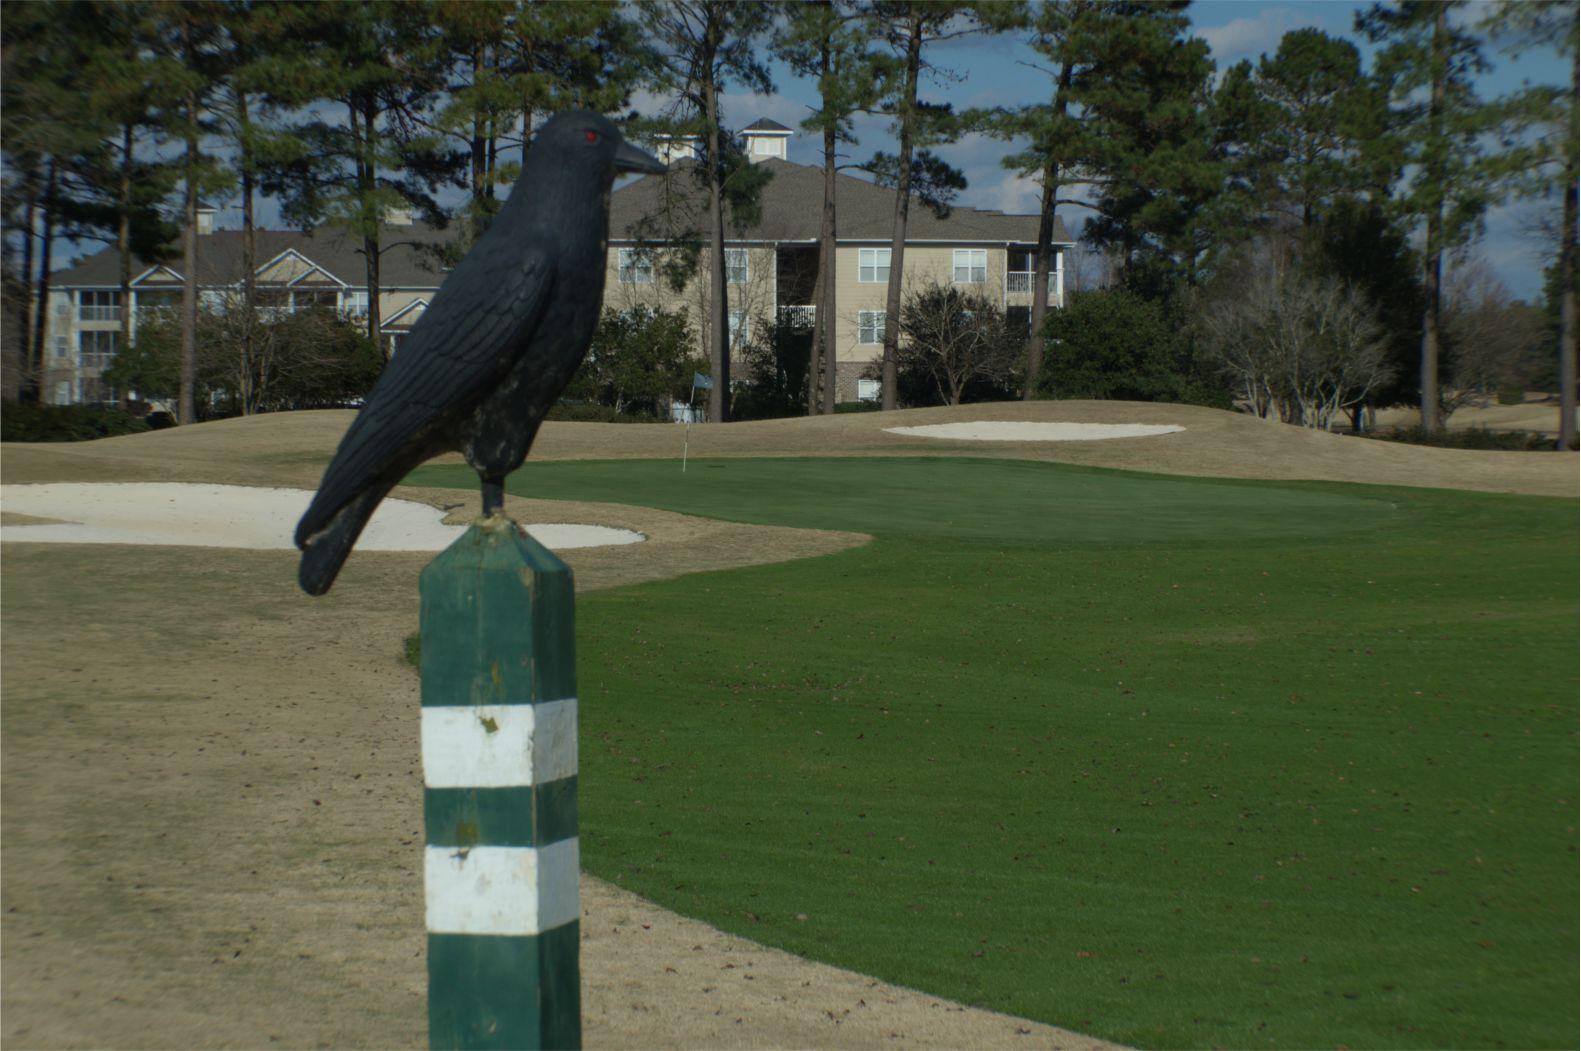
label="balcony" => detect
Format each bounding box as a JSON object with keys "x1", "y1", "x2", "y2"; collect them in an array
[
  {"x1": 778, "y1": 305, "x2": 816, "y2": 329},
  {"x1": 1006, "y1": 271, "x2": 1058, "y2": 295}
]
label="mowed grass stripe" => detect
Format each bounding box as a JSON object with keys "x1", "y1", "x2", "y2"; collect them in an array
[{"x1": 409, "y1": 457, "x2": 1578, "y2": 1050}]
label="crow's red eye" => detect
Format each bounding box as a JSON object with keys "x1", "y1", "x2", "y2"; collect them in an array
[{"x1": 584, "y1": 130, "x2": 598, "y2": 144}]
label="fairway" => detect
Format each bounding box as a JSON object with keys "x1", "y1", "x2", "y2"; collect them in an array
[{"x1": 411, "y1": 456, "x2": 1578, "y2": 1050}]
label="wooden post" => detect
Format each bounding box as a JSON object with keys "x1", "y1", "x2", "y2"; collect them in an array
[{"x1": 419, "y1": 517, "x2": 580, "y2": 1050}]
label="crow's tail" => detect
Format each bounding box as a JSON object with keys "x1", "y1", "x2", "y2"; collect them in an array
[{"x1": 297, "y1": 486, "x2": 386, "y2": 596}]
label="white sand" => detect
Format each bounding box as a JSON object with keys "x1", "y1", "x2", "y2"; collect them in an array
[
  {"x1": 886, "y1": 421, "x2": 1184, "y2": 441},
  {"x1": 0, "y1": 483, "x2": 644, "y2": 551}
]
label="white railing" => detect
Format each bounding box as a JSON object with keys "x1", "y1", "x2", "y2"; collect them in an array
[
  {"x1": 1006, "y1": 272, "x2": 1058, "y2": 295},
  {"x1": 778, "y1": 305, "x2": 816, "y2": 329}
]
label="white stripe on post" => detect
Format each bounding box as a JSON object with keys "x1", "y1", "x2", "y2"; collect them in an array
[
  {"x1": 424, "y1": 839, "x2": 581, "y2": 936},
  {"x1": 421, "y1": 699, "x2": 579, "y2": 788}
]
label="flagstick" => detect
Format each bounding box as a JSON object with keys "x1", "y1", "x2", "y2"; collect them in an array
[{"x1": 682, "y1": 420, "x2": 689, "y2": 473}]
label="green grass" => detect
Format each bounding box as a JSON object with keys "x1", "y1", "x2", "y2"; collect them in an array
[{"x1": 411, "y1": 457, "x2": 1579, "y2": 1049}]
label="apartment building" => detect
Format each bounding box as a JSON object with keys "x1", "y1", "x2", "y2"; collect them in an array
[
  {"x1": 607, "y1": 119, "x2": 1073, "y2": 400},
  {"x1": 39, "y1": 120, "x2": 1071, "y2": 406}
]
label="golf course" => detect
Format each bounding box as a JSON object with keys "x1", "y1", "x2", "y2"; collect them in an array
[{"x1": 2, "y1": 401, "x2": 1575, "y2": 1049}]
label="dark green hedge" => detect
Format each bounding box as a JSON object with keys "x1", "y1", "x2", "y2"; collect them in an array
[{"x1": 1, "y1": 402, "x2": 151, "y2": 443}]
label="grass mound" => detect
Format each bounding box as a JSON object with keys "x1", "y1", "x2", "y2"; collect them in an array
[{"x1": 407, "y1": 457, "x2": 1578, "y2": 1049}]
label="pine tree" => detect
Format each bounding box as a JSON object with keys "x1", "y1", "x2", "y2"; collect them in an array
[
  {"x1": 1074, "y1": 1, "x2": 1219, "y2": 295},
  {"x1": 78, "y1": 2, "x2": 183, "y2": 394},
  {"x1": 775, "y1": 0, "x2": 877, "y2": 414},
  {"x1": 639, "y1": 0, "x2": 775, "y2": 423},
  {"x1": 984, "y1": 0, "x2": 1111, "y2": 396},
  {"x1": 1359, "y1": 0, "x2": 1499, "y2": 433},
  {"x1": 255, "y1": 1, "x2": 466, "y2": 355},
  {"x1": 1479, "y1": 0, "x2": 1577, "y2": 448},
  {"x1": 864, "y1": 1, "x2": 985, "y2": 410}
]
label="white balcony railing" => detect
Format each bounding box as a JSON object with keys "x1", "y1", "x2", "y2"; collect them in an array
[
  {"x1": 1006, "y1": 272, "x2": 1058, "y2": 295},
  {"x1": 778, "y1": 305, "x2": 816, "y2": 329}
]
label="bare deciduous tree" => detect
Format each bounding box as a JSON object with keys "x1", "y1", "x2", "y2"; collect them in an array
[
  {"x1": 894, "y1": 282, "x2": 1020, "y2": 406},
  {"x1": 1198, "y1": 248, "x2": 1394, "y2": 430}
]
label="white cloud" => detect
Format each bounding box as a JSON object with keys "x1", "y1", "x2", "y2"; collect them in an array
[{"x1": 1196, "y1": 8, "x2": 1311, "y2": 67}]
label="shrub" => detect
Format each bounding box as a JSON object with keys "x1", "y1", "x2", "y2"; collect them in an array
[
  {"x1": 834, "y1": 400, "x2": 881, "y2": 414},
  {"x1": 1041, "y1": 289, "x2": 1222, "y2": 405},
  {"x1": 1496, "y1": 384, "x2": 1526, "y2": 406},
  {"x1": 546, "y1": 401, "x2": 666, "y2": 423},
  {"x1": 1, "y1": 402, "x2": 151, "y2": 443},
  {"x1": 1366, "y1": 426, "x2": 1557, "y2": 452}
]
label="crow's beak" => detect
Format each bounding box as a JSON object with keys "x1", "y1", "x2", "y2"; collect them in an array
[{"x1": 614, "y1": 141, "x2": 666, "y2": 175}]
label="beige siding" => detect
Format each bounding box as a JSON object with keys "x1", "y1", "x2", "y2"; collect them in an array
[
  {"x1": 600, "y1": 245, "x2": 778, "y2": 358},
  {"x1": 831, "y1": 244, "x2": 1015, "y2": 366}
]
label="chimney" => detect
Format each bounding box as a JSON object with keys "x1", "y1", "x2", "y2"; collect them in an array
[
  {"x1": 740, "y1": 118, "x2": 793, "y2": 164},
  {"x1": 195, "y1": 203, "x2": 217, "y2": 235}
]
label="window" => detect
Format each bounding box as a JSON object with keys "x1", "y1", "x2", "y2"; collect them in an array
[
  {"x1": 136, "y1": 290, "x2": 179, "y2": 315},
  {"x1": 342, "y1": 290, "x2": 369, "y2": 318},
  {"x1": 953, "y1": 249, "x2": 987, "y2": 284},
  {"x1": 728, "y1": 310, "x2": 750, "y2": 344},
  {"x1": 857, "y1": 310, "x2": 885, "y2": 345},
  {"x1": 292, "y1": 289, "x2": 337, "y2": 311},
  {"x1": 78, "y1": 290, "x2": 121, "y2": 321},
  {"x1": 79, "y1": 330, "x2": 118, "y2": 370},
  {"x1": 725, "y1": 247, "x2": 749, "y2": 285},
  {"x1": 52, "y1": 336, "x2": 69, "y2": 360},
  {"x1": 618, "y1": 247, "x2": 654, "y2": 284},
  {"x1": 858, "y1": 248, "x2": 890, "y2": 283},
  {"x1": 255, "y1": 288, "x2": 291, "y2": 317},
  {"x1": 856, "y1": 378, "x2": 880, "y2": 402}
]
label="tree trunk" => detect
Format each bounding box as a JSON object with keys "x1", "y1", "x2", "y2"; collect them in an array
[
  {"x1": 822, "y1": 115, "x2": 839, "y2": 414},
  {"x1": 1558, "y1": 59, "x2": 1579, "y2": 450},
  {"x1": 1024, "y1": 59, "x2": 1070, "y2": 400},
  {"x1": 471, "y1": 45, "x2": 487, "y2": 203},
  {"x1": 1418, "y1": 3, "x2": 1449, "y2": 434},
  {"x1": 118, "y1": 122, "x2": 134, "y2": 407},
  {"x1": 240, "y1": 89, "x2": 258, "y2": 414},
  {"x1": 703, "y1": 24, "x2": 730, "y2": 423},
  {"x1": 28, "y1": 163, "x2": 57, "y2": 405},
  {"x1": 880, "y1": 13, "x2": 923, "y2": 412},
  {"x1": 180, "y1": 151, "x2": 198, "y2": 424},
  {"x1": 21, "y1": 177, "x2": 38, "y2": 401},
  {"x1": 353, "y1": 100, "x2": 384, "y2": 354},
  {"x1": 810, "y1": 54, "x2": 838, "y2": 417}
]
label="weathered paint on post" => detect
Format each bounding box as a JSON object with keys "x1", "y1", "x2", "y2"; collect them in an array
[{"x1": 420, "y1": 517, "x2": 580, "y2": 1050}]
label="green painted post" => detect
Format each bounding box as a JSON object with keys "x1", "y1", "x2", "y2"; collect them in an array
[{"x1": 419, "y1": 517, "x2": 580, "y2": 1050}]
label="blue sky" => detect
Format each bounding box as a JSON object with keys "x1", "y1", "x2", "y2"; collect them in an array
[{"x1": 708, "y1": 0, "x2": 1572, "y2": 301}]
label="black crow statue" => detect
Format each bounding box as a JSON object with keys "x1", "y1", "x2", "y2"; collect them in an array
[{"x1": 295, "y1": 112, "x2": 664, "y2": 595}]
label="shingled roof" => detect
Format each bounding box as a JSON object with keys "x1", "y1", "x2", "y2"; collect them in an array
[
  {"x1": 50, "y1": 223, "x2": 455, "y2": 288},
  {"x1": 609, "y1": 157, "x2": 1071, "y2": 245}
]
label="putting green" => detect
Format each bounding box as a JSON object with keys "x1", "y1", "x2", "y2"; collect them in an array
[{"x1": 410, "y1": 457, "x2": 1398, "y2": 544}]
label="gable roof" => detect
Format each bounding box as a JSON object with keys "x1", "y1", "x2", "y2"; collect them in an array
[
  {"x1": 51, "y1": 223, "x2": 455, "y2": 289},
  {"x1": 609, "y1": 157, "x2": 1071, "y2": 245},
  {"x1": 742, "y1": 117, "x2": 794, "y2": 134}
]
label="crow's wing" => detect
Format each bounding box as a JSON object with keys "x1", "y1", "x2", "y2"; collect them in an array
[{"x1": 297, "y1": 248, "x2": 554, "y2": 545}]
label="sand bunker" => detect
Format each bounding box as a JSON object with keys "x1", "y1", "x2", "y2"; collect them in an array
[
  {"x1": 887, "y1": 421, "x2": 1184, "y2": 441},
  {"x1": 0, "y1": 483, "x2": 644, "y2": 551}
]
